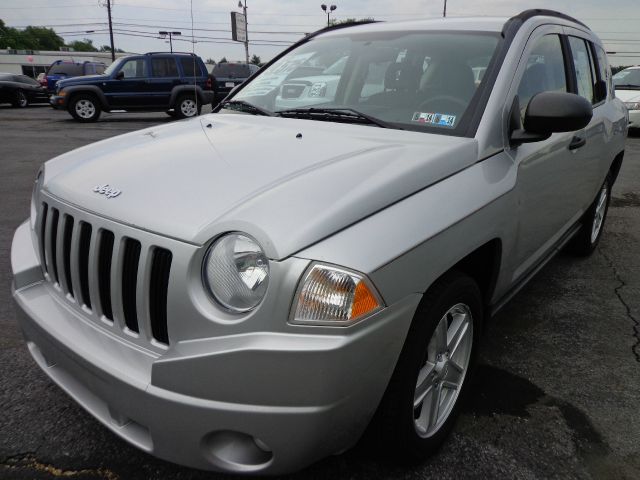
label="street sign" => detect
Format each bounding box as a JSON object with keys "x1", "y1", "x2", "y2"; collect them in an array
[{"x1": 231, "y1": 12, "x2": 247, "y2": 43}]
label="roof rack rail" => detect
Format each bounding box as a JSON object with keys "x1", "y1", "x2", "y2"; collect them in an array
[
  {"x1": 507, "y1": 9, "x2": 589, "y2": 30},
  {"x1": 144, "y1": 51, "x2": 197, "y2": 56}
]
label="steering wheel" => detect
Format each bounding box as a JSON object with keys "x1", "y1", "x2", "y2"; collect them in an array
[{"x1": 418, "y1": 95, "x2": 468, "y2": 114}]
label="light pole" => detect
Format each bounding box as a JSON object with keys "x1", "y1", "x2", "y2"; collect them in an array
[
  {"x1": 443, "y1": 0, "x2": 447, "y2": 17},
  {"x1": 238, "y1": 1, "x2": 249, "y2": 64},
  {"x1": 321, "y1": 4, "x2": 337, "y2": 27},
  {"x1": 159, "y1": 31, "x2": 181, "y2": 53}
]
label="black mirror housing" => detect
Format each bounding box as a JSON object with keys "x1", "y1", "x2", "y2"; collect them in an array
[
  {"x1": 524, "y1": 91, "x2": 593, "y2": 134},
  {"x1": 115, "y1": 71, "x2": 125, "y2": 80}
]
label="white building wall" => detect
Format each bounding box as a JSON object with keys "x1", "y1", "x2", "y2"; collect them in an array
[{"x1": 0, "y1": 50, "x2": 129, "y2": 76}]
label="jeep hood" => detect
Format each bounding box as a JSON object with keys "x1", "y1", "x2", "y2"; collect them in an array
[
  {"x1": 43, "y1": 113, "x2": 478, "y2": 259},
  {"x1": 57, "y1": 74, "x2": 105, "y2": 88}
]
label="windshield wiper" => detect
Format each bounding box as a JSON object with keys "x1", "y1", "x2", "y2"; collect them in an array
[
  {"x1": 615, "y1": 84, "x2": 640, "y2": 89},
  {"x1": 220, "y1": 100, "x2": 275, "y2": 116},
  {"x1": 276, "y1": 107, "x2": 399, "y2": 129}
]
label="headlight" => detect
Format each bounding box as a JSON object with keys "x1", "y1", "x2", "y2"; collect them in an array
[
  {"x1": 30, "y1": 167, "x2": 44, "y2": 230},
  {"x1": 203, "y1": 233, "x2": 269, "y2": 313},
  {"x1": 291, "y1": 264, "x2": 384, "y2": 326},
  {"x1": 624, "y1": 102, "x2": 640, "y2": 110}
]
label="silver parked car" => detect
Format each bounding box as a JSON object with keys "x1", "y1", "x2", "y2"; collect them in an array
[{"x1": 11, "y1": 9, "x2": 627, "y2": 475}]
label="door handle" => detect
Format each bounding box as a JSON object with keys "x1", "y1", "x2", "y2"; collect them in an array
[{"x1": 568, "y1": 135, "x2": 586, "y2": 150}]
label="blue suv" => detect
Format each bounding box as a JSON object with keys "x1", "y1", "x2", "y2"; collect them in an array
[
  {"x1": 51, "y1": 52, "x2": 214, "y2": 122},
  {"x1": 45, "y1": 60, "x2": 106, "y2": 94}
]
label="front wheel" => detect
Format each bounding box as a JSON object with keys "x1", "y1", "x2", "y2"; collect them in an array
[
  {"x1": 567, "y1": 175, "x2": 611, "y2": 256},
  {"x1": 174, "y1": 94, "x2": 201, "y2": 119},
  {"x1": 68, "y1": 94, "x2": 101, "y2": 122},
  {"x1": 368, "y1": 271, "x2": 482, "y2": 463},
  {"x1": 12, "y1": 90, "x2": 28, "y2": 108}
]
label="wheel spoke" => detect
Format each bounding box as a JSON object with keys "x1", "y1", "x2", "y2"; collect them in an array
[
  {"x1": 445, "y1": 360, "x2": 464, "y2": 385},
  {"x1": 448, "y1": 318, "x2": 469, "y2": 356},
  {"x1": 428, "y1": 382, "x2": 443, "y2": 429},
  {"x1": 435, "y1": 317, "x2": 448, "y2": 352},
  {"x1": 414, "y1": 362, "x2": 435, "y2": 408}
]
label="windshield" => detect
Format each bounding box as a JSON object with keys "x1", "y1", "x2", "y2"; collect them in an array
[
  {"x1": 48, "y1": 63, "x2": 84, "y2": 76},
  {"x1": 613, "y1": 69, "x2": 640, "y2": 88},
  {"x1": 104, "y1": 57, "x2": 127, "y2": 76},
  {"x1": 212, "y1": 63, "x2": 251, "y2": 78},
  {"x1": 230, "y1": 30, "x2": 500, "y2": 134}
]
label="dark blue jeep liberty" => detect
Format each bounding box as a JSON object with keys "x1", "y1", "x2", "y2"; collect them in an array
[{"x1": 51, "y1": 52, "x2": 214, "y2": 122}]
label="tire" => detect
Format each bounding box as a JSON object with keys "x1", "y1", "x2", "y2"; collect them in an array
[
  {"x1": 68, "y1": 94, "x2": 101, "y2": 122},
  {"x1": 11, "y1": 90, "x2": 28, "y2": 108},
  {"x1": 567, "y1": 174, "x2": 611, "y2": 256},
  {"x1": 367, "y1": 271, "x2": 482, "y2": 463},
  {"x1": 174, "y1": 94, "x2": 201, "y2": 119}
]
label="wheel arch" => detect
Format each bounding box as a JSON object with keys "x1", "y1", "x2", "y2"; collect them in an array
[
  {"x1": 609, "y1": 150, "x2": 624, "y2": 185},
  {"x1": 449, "y1": 238, "x2": 502, "y2": 309},
  {"x1": 170, "y1": 85, "x2": 207, "y2": 107},
  {"x1": 65, "y1": 86, "x2": 109, "y2": 109}
]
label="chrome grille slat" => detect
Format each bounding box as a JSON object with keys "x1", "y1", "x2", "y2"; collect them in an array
[
  {"x1": 36, "y1": 196, "x2": 173, "y2": 350},
  {"x1": 78, "y1": 222, "x2": 93, "y2": 309},
  {"x1": 122, "y1": 238, "x2": 141, "y2": 333},
  {"x1": 38, "y1": 203, "x2": 48, "y2": 273},
  {"x1": 98, "y1": 230, "x2": 115, "y2": 321},
  {"x1": 61, "y1": 215, "x2": 75, "y2": 297}
]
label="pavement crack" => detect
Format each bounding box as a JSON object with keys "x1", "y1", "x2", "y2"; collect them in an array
[
  {"x1": 1, "y1": 454, "x2": 119, "y2": 479},
  {"x1": 599, "y1": 247, "x2": 640, "y2": 363}
]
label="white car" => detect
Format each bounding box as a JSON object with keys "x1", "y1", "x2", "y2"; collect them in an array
[{"x1": 613, "y1": 66, "x2": 640, "y2": 128}]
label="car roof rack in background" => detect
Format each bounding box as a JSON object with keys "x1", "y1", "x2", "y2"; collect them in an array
[
  {"x1": 144, "y1": 52, "x2": 198, "y2": 56},
  {"x1": 508, "y1": 9, "x2": 590, "y2": 30}
]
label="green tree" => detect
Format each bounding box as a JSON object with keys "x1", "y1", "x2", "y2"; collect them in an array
[
  {"x1": 250, "y1": 54, "x2": 262, "y2": 66},
  {"x1": 100, "y1": 45, "x2": 125, "y2": 53},
  {"x1": 0, "y1": 19, "x2": 64, "y2": 50},
  {"x1": 329, "y1": 17, "x2": 374, "y2": 26},
  {"x1": 205, "y1": 57, "x2": 216, "y2": 65},
  {"x1": 67, "y1": 38, "x2": 98, "y2": 52},
  {"x1": 219, "y1": 57, "x2": 228, "y2": 64}
]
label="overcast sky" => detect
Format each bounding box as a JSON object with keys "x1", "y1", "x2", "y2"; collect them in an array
[{"x1": 2, "y1": 0, "x2": 640, "y2": 66}]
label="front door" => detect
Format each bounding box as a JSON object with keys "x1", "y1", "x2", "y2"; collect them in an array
[{"x1": 106, "y1": 57, "x2": 150, "y2": 108}]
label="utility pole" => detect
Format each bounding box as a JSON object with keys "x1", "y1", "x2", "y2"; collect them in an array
[
  {"x1": 443, "y1": 0, "x2": 447, "y2": 18},
  {"x1": 106, "y1": 0, "x2": 115, "y2": 61},
  {"x1": 239, "y1": 1, "x2": 249, "y2": 64},
  {"x1": 159, "y1": 31, "x2": 181, "y2": 53}
]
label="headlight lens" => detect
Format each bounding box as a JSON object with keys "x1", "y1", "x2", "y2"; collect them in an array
[
  {"x1": 203, "y1": 233, "x2": 269, "y2": 313},
  {"x1": 291, "y1": 264, "x2": 384, "y2": 326},
  {"x1": 624, "y1": 102, "x2": 640, "y2": 110}
]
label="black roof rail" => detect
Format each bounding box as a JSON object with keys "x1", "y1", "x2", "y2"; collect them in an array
[
  {"x1": 143, "y1": 51, "x2": 198, "y2": 56},
  {"x1": 505, "y1": 9, "x2": 589, "y2": 34}
]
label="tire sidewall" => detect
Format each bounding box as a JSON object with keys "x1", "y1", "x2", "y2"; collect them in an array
[
  {"x1": 175, "y1": 95, "x2": 200, "y2": 119},
  {"x1": 374, "y1": 272, "x2": 483, "y2": 461},
  {"x1": 69, "y1": 94, "x2": 101, "y2": 122},
  {"x1": 586, "y1": 176, "x2": 611, "y2": 249},
  {"x1": 13, "y1": 90, "x2": 28, "y2": 108}
]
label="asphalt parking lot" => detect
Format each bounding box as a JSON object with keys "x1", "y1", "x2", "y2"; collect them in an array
[{"x1": 0, "y1": 104, "x2": 638, "y2": 480}]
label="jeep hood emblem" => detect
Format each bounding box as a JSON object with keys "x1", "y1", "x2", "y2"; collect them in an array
[{"x1": 93, "y1": 184, "x2": 122, "y2": 199}]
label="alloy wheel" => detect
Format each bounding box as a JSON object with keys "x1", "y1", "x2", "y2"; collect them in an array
[
  {"x1": 590, "y1": 183, "x2": 608, "y2": 244},
  {"x1": 413, "y1": 303, "x2": 473, "y2": 438},
  {"x1": 75, "y1": 99, "x2": 96, "y2": 119}
]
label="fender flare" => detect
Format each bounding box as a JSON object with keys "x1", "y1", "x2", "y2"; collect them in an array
[
  {"x1": 169, "y1": 85, "x2": 208, "y2": 107},
  {"x1": 64, "y1": 85, "x2": 109, "y2": 109}
]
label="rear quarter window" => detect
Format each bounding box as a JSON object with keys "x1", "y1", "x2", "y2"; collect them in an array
[
  {"x1": 212, "y1": 64, "x2": 250, "y2": 78},
  {"x1": 179, "y1": 57, "x2": 202, "y2": 77}
]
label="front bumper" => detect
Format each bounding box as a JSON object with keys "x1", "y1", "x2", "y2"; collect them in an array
[
  {"x1": 49, "y1": 94, "x2": 67, "y2": 109},
  {"x1": 628, "y1": 108, "x2": 640, "y2": 128},
  {"x1": 11, "y1": 220, "x2": 419, "y2": 474}
]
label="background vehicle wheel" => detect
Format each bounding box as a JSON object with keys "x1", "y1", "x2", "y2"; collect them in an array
[
  {"x1": 174, "y1": 94, "x2": 201, "y2": 119},
  {"x1": 69, "y1": 94, "x2": 101, "y2": 122},
  {"x1": 11, "y1": 90, "x2": 28, "y2": 108},
  {"x1": 367, "y1": 271, "x2": 482, "y2": 463},
  {"x1": 567, "y1": 175, "x2": 611, "y2": 256}
]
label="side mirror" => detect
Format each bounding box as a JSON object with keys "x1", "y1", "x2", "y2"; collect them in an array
[
  {"x1": 115, "y1": 70, "x2": 125, "y2": 80},
  {"x1": 511, "y1": 91, "x2": 593, "y2": 145}
]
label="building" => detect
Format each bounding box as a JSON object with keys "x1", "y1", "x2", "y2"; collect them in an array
[{"x1": 0, "y1": 49, "x2": 129, "y2": 77}]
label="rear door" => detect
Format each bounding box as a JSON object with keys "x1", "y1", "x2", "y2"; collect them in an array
[
  {"x1": 564, "y1": 30, "x2": 613, "y2": 206},
  {"x1": 148, "y1": 56, "x2": 180, "y2": 107}
]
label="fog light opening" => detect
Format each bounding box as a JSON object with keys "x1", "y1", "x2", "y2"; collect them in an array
[{"x1": 202, "y1": 430, "x2": 273, "y2": 472}]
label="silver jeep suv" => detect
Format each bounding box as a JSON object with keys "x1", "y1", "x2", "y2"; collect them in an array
[{"x1": 11, "y1": 9, "x2": 627, "y2": 475}]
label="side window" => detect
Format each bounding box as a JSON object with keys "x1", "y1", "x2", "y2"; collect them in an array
[
  {"x1": 151, "y1": 58, "x2": 179, "y2": 77},
  {"x1": 568, "y1": 37, "x2": 595, "y2": 103},
  {"x1": 179, "y1": 57, "x2": 198, "y2": 77},
  {"x1": 517, "y1": 34, "x2": 567, "y2": 119},
  {"x1": 593, "y1": 44, "x2": 611, "y2": 101},
  {"x1": 119, "y1": 59, "x2": 146, "y2": 78}
]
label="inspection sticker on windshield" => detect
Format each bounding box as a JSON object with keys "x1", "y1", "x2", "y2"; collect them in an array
[{"x1": 412, "y1": 112, "x2": 456, "y2": 128}]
